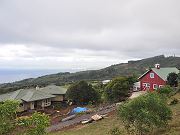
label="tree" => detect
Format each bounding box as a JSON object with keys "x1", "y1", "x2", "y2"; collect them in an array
[
  {"x1": 104, "y1": 77, "x2": 130, "y2": 103},
  {"x1": 118, "y1": 92, "x2": 172, "y2": 135},
  {"x1": 178, "y1": 73, "x2": 180, "y2": 81},
  {"x1": 0, "y1": 100, "x2": 19, "y2": 135},
  {"x1": 127, "y1": 75, "x2": 138, "y2": 87},
  {"x1": 66, "y1": 81, "x2": 100, "y2": 105},
  {"x1": 167, "y1": 72, "x2": 178, "y2": 87}
]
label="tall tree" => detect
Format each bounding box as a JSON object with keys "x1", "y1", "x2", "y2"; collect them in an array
[
  {"x1": 66, "y1": 81, "x2": 99, "y2": 104},
  {"x1": 104, "y1": 77, "x2": 130, "y2": 103},
  {"x1": 167, "y1": 72, "x2": 178, "y2": 87}
]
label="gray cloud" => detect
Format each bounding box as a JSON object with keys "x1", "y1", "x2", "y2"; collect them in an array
[{"x1": 0, "y1": 0, "x2": 180, "y2": 69}]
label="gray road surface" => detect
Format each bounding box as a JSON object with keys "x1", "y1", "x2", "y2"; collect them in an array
[{"x1": 47, "y1": 105, "x2": 116, "y2": 132}]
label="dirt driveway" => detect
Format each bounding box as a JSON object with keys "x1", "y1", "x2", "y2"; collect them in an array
[
  {"x1": 47, "y1": 91, "x2": 146, "y2": 132},
  {"x1": 129, "y1": 91, "x2": 146, "y2": 99},
  {"x1": 47, "y1": 105, "x2": 116, "y2": 132}
]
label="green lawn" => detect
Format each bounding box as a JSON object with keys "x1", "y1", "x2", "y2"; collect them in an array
[{"x1": 50, "y1": 93, "x2": 180, "y2": 135}]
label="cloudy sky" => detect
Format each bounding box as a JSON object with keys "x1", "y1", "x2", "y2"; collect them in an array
[{"x1": 0, "y1": 0, "x2": 180, "y2": 71}]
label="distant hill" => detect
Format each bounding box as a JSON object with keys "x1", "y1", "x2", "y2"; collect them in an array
[{"x1": 0, "y1": 55, "x2": 180, "y2": 94}]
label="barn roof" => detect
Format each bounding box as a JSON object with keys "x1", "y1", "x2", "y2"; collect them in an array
[
  {"x1": 152, "y1": 67, "x2": 179, "y2": 81},
  {"x1": 139, "y1": 67, "x2": 179, "y2": 81}
]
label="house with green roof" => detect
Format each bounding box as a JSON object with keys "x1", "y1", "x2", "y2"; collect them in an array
[
  {"x1": 39, "y1": 85, "x2": 67, "y2": 102},
  {"x1": 0, "y1": 85, "x2": 67, "y2": 112},
  {"x1": 138, "y1": 64, "x2": 179, "y2": 91}
]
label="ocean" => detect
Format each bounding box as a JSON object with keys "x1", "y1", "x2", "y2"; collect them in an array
[{"x1": 0, "y1": 69, "x2": 76, "y2": 83}]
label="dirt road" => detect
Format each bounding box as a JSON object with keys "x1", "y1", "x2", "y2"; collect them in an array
[
  {"x1": 47, "y1": 91, "x2": 145, "y2": 132},
  {"x1": 47, "y1": 105, "x2": 116, "y2": 132}
]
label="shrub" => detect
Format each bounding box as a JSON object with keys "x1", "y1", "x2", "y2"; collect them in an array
[
  {"x1": 0, "y1": 100, "x2": 19, "y2": 135},
  {"x1": 17, "y1": 112, "x2": 50, "y2": 135},
  {"x1": 157, "y1": 85, "x2": 173, "y2": 97},
  {"x1": 118, "y1": 92, "x2": 172, "y2": 135}
]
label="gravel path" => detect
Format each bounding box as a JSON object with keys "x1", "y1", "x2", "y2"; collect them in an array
[{"x1": 47, "y1": 105, "x2": 116, "y2": 132}]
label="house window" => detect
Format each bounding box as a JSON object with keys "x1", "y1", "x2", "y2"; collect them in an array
[
  {"x1": 44, "y1": 99, "x2": 51, "y2": 107},
  {"x1": 150, "y1": 73, "x2": 154, "y2": 78},
  {"x1": 153, "y1": 84, "x2": 158, "y2": 90},
  {"x1": 19, "y1": 103, "x2": 24, "y2": 107}
]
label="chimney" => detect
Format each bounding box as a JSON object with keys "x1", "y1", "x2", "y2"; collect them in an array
[{"x1": 155, "y1": 64, "x2": 160, "y2": 69}]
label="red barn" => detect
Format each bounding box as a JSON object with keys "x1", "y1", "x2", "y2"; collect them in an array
[{"x1": 139, "y1": 64, "x2": 179, "y2": 91}]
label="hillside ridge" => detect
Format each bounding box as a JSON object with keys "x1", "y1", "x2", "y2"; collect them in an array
[{"x1": 0, "y1": 55, "x2": 180, "y2": 94}]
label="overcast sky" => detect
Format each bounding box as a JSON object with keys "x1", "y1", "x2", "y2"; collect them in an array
[{"x1": 0, "y1": 0, "x2": 180, "y2": 71}]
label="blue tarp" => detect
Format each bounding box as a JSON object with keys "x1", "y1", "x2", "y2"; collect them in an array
[{"x1": 71, "y1": 107, "x2": 88, "y2": 114}]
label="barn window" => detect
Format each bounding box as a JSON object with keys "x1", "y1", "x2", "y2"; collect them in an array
[
  {"x1": 153, "y1": 84, "x2": 158, "y2": 90},
  {"x1": 143, "y1": 83, "x2": 150, "y2": 89},
  {"x1": 150, "y1": 73, "x2": 154, "y2": 78},
  {"x1": 146, "y1": 83, "x2": 150, "y2": 88}
]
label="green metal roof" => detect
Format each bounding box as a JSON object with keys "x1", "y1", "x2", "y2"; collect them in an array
[
  {"x1": 152, "y1": 67, "x2": 179, "y2": 81},
  {"x1": 21, "y1": 89, "x2": 55, "y2": 102},
  {"x1": 39, "y1": 85, "x2": 67, "y2": 95},
  {"x1": 0, "y1": 88, "x2": 55, "y2": 102}
]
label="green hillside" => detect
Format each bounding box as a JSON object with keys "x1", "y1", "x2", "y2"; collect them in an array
[{"x1": 0, "y1": 55, "x2": 180, "y2": 94}]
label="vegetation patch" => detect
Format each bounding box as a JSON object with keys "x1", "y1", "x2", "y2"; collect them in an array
[{"x1": 118, "y1": 92, "x2": 172, "y2": 134}]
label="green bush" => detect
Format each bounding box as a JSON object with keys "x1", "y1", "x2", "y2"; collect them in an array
[
  {"x1": 0, "y1": 100, "x2": 19, "y2": 135},
  {"x1": 118, "y1": 92, "x2": 172, "y2": 135},
  {"x1": 157, "y1": 85, "x2": 173, "y2": 97},
  {"x1": 17, "y1": 112, "x2": 50, "y2": 135}
]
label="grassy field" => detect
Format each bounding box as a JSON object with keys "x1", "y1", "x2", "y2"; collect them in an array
[{"x1": 50, "y1": 93, "x2": 180, "y2": 135}]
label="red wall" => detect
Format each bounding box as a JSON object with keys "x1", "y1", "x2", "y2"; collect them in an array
[{"x1": 139, "y1": 70, "x2": 166, "y2": 91}]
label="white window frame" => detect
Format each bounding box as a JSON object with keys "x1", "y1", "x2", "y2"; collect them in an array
[
  {"x1": 143, "y1": 83, "x2": 150, "y2": 90},
  {"x1": 153, "y1": 84, "x2": 158, "y2": 90},
  {"x1": 44, "y1": 99, "x2": 51, "y2": 107},
  {"x1": 146, "y1": 83, "x2": 150, "y2": 89},
  {"x1": 150, "y1": 73, "x2": 154, "y2": 78}
]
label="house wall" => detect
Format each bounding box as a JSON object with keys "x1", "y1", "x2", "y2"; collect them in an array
[
  {"x1": 17, "y1": 102, "x2": 32, "y2": 112},
  {"x1": 30, "y1": 102, "x2": 34, "y2": 109},
  {"x1": 18, "y1": 99, "x2": 52, "y2": 112},
  {"x1": 140, "y1": 70, "x2": 166, "y2": 91},
  {"x1": 37, "y1": 100, "x2": 43, "y2": 107},
  {"x1": 18, "y1": 101, "x2": 36, "y2": 112},
  {"x1": 17, "y1": 103, "x2": 26, "y2": 112},
  {"x1": 52, "y1": 95, "x2": 64, "y2": 102}
]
